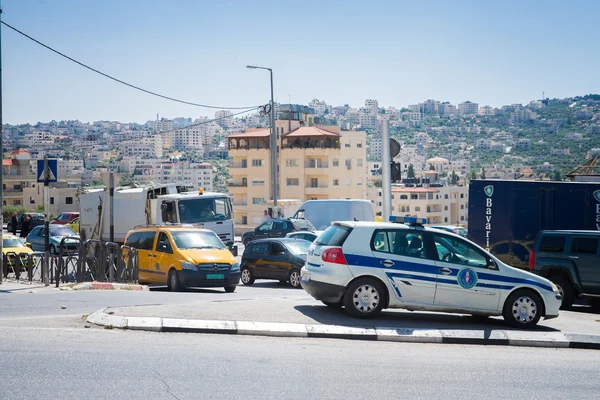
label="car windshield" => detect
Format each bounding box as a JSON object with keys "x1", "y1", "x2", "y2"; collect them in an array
[
  {"x1": 3, "y1": 237, "x2": 26, "y2": 248},
  {"x1": 170, "y1": 231, "x2": 225, "y2": 250},
  {"x1": 49, "y1": 226, "x2": 77, "y2": 237},
  {"x1": 57, "y1": 214, "x2": 71, "y2": 221},
  {"x1": 286, "y1": 240, "x2": 311, "y2": 255},
  {"x1": 178, "y1": 197, "x2": 232, "y2": 224}
]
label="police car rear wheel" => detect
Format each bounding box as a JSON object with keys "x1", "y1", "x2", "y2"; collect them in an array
[
  {"x1": 503, "y1": 290, "x2": 542, "y2": 328},
  {"x1": 343, "y1": 278, "x2": 385, "y2": 318}
]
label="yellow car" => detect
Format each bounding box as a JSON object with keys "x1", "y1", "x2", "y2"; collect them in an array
[
  {"x1": 66, "y1": 217, "x2": 80, "y2": 233},
  {"x1": 2, "y1": 234, "x2": 35, "y2": 269},
  {"x1": 124, "y1": 225, "x2": 240, "y2": 292}
]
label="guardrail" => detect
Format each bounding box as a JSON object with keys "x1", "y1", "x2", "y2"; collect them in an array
[{"x1": 2, "y1": 239, "x2": 138, "y2": 286}]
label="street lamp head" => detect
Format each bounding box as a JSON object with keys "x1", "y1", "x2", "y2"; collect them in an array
[{"x1": 247, "y1": 65, "x2": 258, "y2": 69}]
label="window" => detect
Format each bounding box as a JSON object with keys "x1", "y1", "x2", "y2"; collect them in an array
[
  {"x1": 444, "y1": 194, "x2": 449, "y2": 199},
  {"x1": 125, "y1": 232, "x2": 141, "y2": 248},
  {"x1": 400, "y1": 195, "x2": 408, "y2": 199},
  {"x1": 286, "y1": 159, "x2": 298, "y2": 167},
  {"x1": 333, "y1": 159, "x2": 339, "y2": 167},
  {"x1": 444, "y1": 206, "x2": 448, "y2": 211},
  {"x1": 460, "y1": 194, "x2": 464, "y2": 198},
  {"x1": 357, "y1": 142, "x2": 363, "y2": 148},
  {"x1": 252, "y1": 159, "x2": 263, "y2": 167},
  {"x1": 357, "y1": 178, "x2": 363, "y2": 185},
  {"x1": 156, "y1": 232, "x2": 172, "y2": 253},
  {"x1": 242, "y1": 216, "x2": 247, "y2": 225},
  {"x1": 50, "y1": 197, "x2": 55, "y2": 205},
  {"x1": 270, "y1": 242, "x2": 286, "y2": 256},
  {"x1": 252, "y1": 197, "x2": 265, "y2": 205},
  {"x1": 444, "y1": 217, "x2": 448, "y2": 222},
  {"x1": 258, "y1": 221, "x2": 273, "y2": 231},
  {"x1": 346, "y1": 178, "x2": 351, "y2": 186},
  {"x1": 357, "y1": 159, "x2": 363, "y2": 167},
  {"x1": 250, "y1": 242, "x2": 269, "y2": 255},
  {"x1": 345, "y1": 159, "x2": 352, "y2": 169},
  {"x1": 460, "y1": 205, "x2": 464, "y2": 209},
  {"x1": 138, "y1": 231, "x2": 157, "y2": 250},
  {"x1": 411, "y1": 194, "x2": 418, "y2": 200},
  {"x1": 272, "y1": 222, "x2": 284, "y2": 231},
  {"x1": 432, "y1": 233, "x2": 487, "y2": 268},
  {"x1": 539, "y1": 236, "x2": 566, "y2": 253},
  {"x1": 345, "y1": 143, "x2": 351, "y2": 148},
  {"x1": 286, "y1": 178, "x2": 299, "y2": 186},
  {"x1": 461, "y1": 216, "x2": 465, "y2": 221},
  {"x1": 371, "y1": 230, "x2": 427, "y2": 259},
  {"x1": 66, "y1": 197, "x2": 73, "y2": 205},
  {"x1": 571, "y1": 237, "x2": 598, "y2": 254},
  {"x1": 333, "y1": 179, "x2": 339, "y2": 186}
]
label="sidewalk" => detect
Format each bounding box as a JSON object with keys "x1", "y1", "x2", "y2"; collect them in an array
[{"x1": 87, "y1": 294, "x2": 600, "y2": 350}]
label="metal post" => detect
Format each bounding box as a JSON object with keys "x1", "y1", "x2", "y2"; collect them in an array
[
  {"x1": 43, "y1": 221, "x2": 49, "y2": 285},
  {"x1": 109, "y1": 173, "x2": 114, "y2": 243},
  {"x1": 269, "y1": 69, "x2": 277, "y2": 207},
  {"x1": 381, "y1": 120, "x2": 392, "y2": 222},
  {"x1": 0, "y1": 3, "x2": 4, "y2": 284}
]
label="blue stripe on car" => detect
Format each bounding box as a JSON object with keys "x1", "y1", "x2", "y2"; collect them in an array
[
  {"x1": 345, "y1": 253, "x2": 553, "y2": 293},
  {"x1": 307, "y1": 262, "x2": 321, "y2": 268}
]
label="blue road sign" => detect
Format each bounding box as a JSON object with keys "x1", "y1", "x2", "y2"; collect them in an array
[{"x1": 37, "y1": 159, "x2": 58, "y2": 183}]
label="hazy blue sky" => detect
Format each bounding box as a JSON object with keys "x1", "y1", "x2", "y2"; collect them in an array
[{"x1": 2, "y1": 0, "x2": 599, "y2": 124}]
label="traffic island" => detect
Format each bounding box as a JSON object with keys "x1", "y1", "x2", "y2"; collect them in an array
[
  {"x1": 70, "y1": 282, "x2": 149, "y2": 291},
  {"x1": 86, "y1": 309, "x2": 600, "y2": 350}
]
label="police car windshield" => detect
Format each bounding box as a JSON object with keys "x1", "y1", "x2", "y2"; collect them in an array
[{"x1": 171, "y1": 231, "x2": 225, "y2": 250}]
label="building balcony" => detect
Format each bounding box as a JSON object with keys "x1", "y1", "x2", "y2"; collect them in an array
[
  {"x1": 228, "y1": 182, "x2": 247, "y2": 187},
  {"x1": 228, "y1": 162, "x2": 248, "y2": 169},
  {"x1": 304, "y1": 162, "x2": 329, "y2": 168},
  {"x1": 305, "y1": 184, "x2": 329, "y2": 195},
  {"x1": 232, "y1": 201, "x2": 248, "y2": 206}
]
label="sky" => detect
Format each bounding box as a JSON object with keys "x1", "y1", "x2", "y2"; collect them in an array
[{"x1": 2, "y1": 0, "x2": 599, "y2": 124}]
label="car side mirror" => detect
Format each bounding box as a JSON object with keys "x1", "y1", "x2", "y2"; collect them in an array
[
  {"x1": 487, "y1": 259, "x2": 497, "y2": 269},
  {"x1": 25, "y1": 243, "x2": 32, "y2": 248}
]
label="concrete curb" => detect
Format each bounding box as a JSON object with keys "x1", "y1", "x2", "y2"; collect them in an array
[
  {"x1": 70, "y1": 282, "x2": 149, "y2": 291},
  {"x1": 86, "y1": 310, "x2": 600, "y2": 350}
]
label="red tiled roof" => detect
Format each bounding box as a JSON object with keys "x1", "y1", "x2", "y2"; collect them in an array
[
  {"x1": 11, "y1": 148, "x2": 30, "y2": 155},
  {"x1": 282, "y1": 126, "x2": 340, "y2": 138},
  {"x1": 227, "y1": 128, "x2": 270, "y2": 138}
]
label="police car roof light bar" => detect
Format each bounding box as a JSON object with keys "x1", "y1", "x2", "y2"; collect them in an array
[{"x1": 389, "y1": 216, "x2": 428, "y2": 226}]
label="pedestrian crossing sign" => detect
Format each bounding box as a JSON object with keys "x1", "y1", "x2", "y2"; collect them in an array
[{"x1": 37, "y1": 159, "x2": 58, "y2": 183}]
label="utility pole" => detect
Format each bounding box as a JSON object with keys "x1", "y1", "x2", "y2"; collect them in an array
[
  {"x1": 0, "y1": 2, "x2": 4, "y2": 284},
  {"x1": 109, "y1": 172, "x2": 114, "y2": 242},
  {"x1": 43, "y1": 158, "x2": 50, "y2": 285},
  {"x1": 247, "y1": 65, "x2": 277, "y2": 207},
  {"x1": 381, "y1": 120, "x2": 392, "y2": 222}
]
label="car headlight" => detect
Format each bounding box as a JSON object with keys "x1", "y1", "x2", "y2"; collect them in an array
[
  {"x1": 230, "y1": 262, "x2": 240, "y2": 272},
  {"x1": 549, "y1": 281, "x2": 560, "y2": 294},
  {"x1": 181, "y1": 262, "x2": 197, "y2": 271}
]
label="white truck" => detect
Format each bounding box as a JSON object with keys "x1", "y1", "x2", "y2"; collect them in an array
[
  {"x1": 78, "y1": 183, "x2": 236, "y2": 254},
  {"x1": 293, "y1": 199, "x2": 375, "y2": 230}
]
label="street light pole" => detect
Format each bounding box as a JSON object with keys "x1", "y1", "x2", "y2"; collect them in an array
[
  {"x1": 247, "y1": 65, "x2": 277, "y2": 207},
  {"x1": 0, "y1": 3, "x2": 4, "y2": 284}
]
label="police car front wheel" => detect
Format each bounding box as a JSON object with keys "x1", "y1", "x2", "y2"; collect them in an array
[
  {"x1": 343, "y1": 278, "x2": 386, "y2": 318},
  {"x1": 503, "y1": 289, "x2": 543, "y2": 328}
]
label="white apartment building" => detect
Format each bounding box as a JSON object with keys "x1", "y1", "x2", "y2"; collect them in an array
[
  {"x1": 153, "y1": 118, "x2": 173, "y2": 132},
  {"x1": 23, "y1": 184, "x2": 79, "y2": 216},
  {"x1": 368, "y1": 136, "x2": 383, "y2": 159},
  {"x1": 458, "y1": 101, "x2": 479, "y2": 116},
  {"x1": 133, "y1": 161, "x2": 214, "y2": 191},
  {"x1": 308, "y1": 98, "x2": 328, "y2": 115},
  {"x1": 440, "y1": 103, "x2": 457, "y2": 116},
  {"x1": 478, "y1": 105, "x2": 495, "y2": 116},
  {"x1": 359, "y1": 108, "x2": 378, "y2": 129},
  {"x1": 121, "y1": 134, "x2": 163, "y2": 158},
  {"x1": 365, "y1": 99, "x2": 379, "y2": 111},
  {"x1": 215, "y1": 110, "x2": 234, "y2": 129},
  {"x1": 423, "y1": 99, "x2": 440, "y2": 114}
]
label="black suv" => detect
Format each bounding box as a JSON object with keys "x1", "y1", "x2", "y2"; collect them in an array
[
  {"x1": 241, "y1": 218, "x2": 315, "y2": 246},
  {"x1": 530, "y1": 230, "x2": 600, "y2": 309},
  {"x1": 7, "y1": 213, "x2": 45, "y2": 233}
]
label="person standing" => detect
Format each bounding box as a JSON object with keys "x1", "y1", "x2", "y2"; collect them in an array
[
  {"x1": 375, "y1": 212, "x2": 383, "y2": 222},
  {"x1": 261, "y1": 210, "x2": 270, "y2": 222},
  {"x1": 10, "y1": 213, "x2": 18, "y2": 235},
  {"x1": 20, "y1": 215, "x2": 31, "y2": 238}
]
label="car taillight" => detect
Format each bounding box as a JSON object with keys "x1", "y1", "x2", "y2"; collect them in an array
[
  {"x1": 322, "y1": 248, "x2": 347, "y2": 265},
  {"x1": 529, "y1": 250, "x2": 535, "y2": 271}
]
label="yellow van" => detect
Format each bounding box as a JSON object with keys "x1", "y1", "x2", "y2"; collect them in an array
[{"x1": 124, "y1": 225, "x2": 240, "y2": 292}]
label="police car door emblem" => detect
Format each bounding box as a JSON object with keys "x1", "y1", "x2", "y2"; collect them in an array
[
  {"x1": 594, "y1": 190, "x2": 600, "y2": 202},
  {"x1": 457, "y1": 268, "x2": 477, "y2": 289}
]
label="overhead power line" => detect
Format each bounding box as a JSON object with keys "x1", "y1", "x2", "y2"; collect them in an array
[
  {"x1": 1, "y1": 20, "x2": 260, "y2": 110},
  {"x1": 154, "y1": 106, "x2": 262, "y2": 134}
]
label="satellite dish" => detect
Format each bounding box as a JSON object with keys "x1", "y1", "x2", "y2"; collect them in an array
[{"x1": 390, "y1": 138, "x2": 401, "y2": 158}]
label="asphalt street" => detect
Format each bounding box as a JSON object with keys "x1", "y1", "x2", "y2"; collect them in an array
[{"x1": 1, "y1": 327, "x2": 599, "y2": 400}]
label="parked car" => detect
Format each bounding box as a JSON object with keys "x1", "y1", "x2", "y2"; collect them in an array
[
  {"x1": 26, "y1": 225, "x2": 80, "y2": 255},
  {"x1": 429, "y1": 225, "x2": 468, "y2": 238},
  {"x1": 124, "y1": 225, "x2": 240, "y2": 292},
  {"x1": 66, "y1": 217, "x2": 80, "y2": 233},
  {"x1": 530, "y1": 230, "x2": 600, "y2": 309},
  {"x1": 7, "y1": 213, "x2": 45, "y2": 233},
  {"x1": 285, "y1": 230, "x2": 323, "y2": 242},
  {"x1": 301, "y1": 216, "x2": 562, "y2": 328},
  {"x1": 2, "y1": 234, "x2": 35, "y2": 269},
  {"x1": 241, "y1": 218, "x2": 315, "y2": 246},
  {"x1": 240, "y1": 238, "x2": 312, "y2": 288},
  {"x1": 51, "y1": 212, "x2": 80, "y2": 225}
]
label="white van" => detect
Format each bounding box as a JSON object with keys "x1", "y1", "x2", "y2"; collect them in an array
[{"x1": 293, "y1": 199, "x2": 374, "y2": 230}]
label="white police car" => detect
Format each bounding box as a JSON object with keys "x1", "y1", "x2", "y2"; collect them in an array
[{"x1": 300, "y1": 217, "x2": 562, "y2": 328}]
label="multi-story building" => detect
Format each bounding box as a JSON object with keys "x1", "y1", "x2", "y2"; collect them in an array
[
  {"x1": 152, "y1": 117, "x2": 173, "y2": 132},
  {"x1": 440, "y1": 102, "x2": 457, "y2": 116},
  {"x1": 215, "y1": 110, "x2": 234, "y2": 129},
  {"x1": 132, "y1": 161, "x2": 214, "y2": 191},
  {"x1": 478, "y1": 105, "x2": 495, "y2": 116},
  {"x1": 391, "y1": 185, "x2": 469, "y2": 225},
  {"x1": 423, "y1": 99, "x2": 440, "y2": 114},
  {"x1": 22, "y1": 182, "x2": 79, "y2": 216},
  {"x1": 365, "y1": 99, "x2": 379, "y2": 112},
  {"x1": 359, "y1": 108, "x2": 378, "y2": 129},
  {"x1": 458, "y1": 101, "x2": 479, "y2": 116},
  {"x1": 2, "y1": 148, "x2": 33, "y2": 206},
  {"x1": 227, "y1": 123, "x2": 367, "y2": 226},
  {"x1": 121, "y1": 134, "x2": 163, "y2": 158},
  {"x1": 368, "y1": 136, "x2": 383, "y2": 160}
]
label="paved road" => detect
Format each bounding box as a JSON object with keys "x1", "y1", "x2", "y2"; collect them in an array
[{"x1": 1, "y1": 327, "x2": 598, "y2": 400}]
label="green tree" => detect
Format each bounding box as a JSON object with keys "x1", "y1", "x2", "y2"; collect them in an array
[
  {"x1": 451, "y1": 171, "x2": 459, "y2": 185},
  {"x1": 552, "y1": 170, "x2": 561, "y2": 181},
  {"x1": 469, "y1": 170, "x2": 477, "y2": 180},
  {"x1": 407, "y1": 164, "x2": 415, "y2": 178},
  {"x1": 480, "y1": 167, "x2": 486, "y2": 179},
  {"x1": 429, "y1": 163, "x2": 435, "y2": 171},
  {"x1": 374, "y1": 179, "x2": 383, "y2": 188}
]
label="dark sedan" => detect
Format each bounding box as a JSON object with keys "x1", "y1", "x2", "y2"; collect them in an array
[
  {"x1": 241, "y1": 218, "x2": 315, "y2": 246},
  {"x1": 240, "y1": 238, "x2": 311, "y2": 288}
]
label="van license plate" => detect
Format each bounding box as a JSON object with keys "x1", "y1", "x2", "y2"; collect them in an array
[{"x1": 206, "y1": 274, "x2": 224, "y2": 279}]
